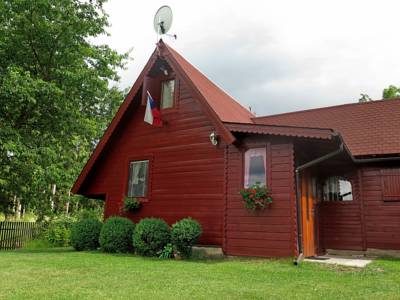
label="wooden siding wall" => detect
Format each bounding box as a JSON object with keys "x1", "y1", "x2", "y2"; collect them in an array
[
  {"x1": 318, "y1": 173, "x2": 364, "y2": 251},
  {"x1": 361, "y1": 167, "x2": 400, "y2": 250},
  {"x1": 83, "y1": 78, "x2": 225, "y2": 245},
  {"x1": 318, "y1": 167, "x2": 400, "y2": 252},
  {"x1": 225, "y1": 141, "x2": 296, "y2": 257}
]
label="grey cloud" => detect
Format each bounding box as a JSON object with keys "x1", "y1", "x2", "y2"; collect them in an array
[{"x1": 179, "y1": 26, "x2": 338, "y2": 115}]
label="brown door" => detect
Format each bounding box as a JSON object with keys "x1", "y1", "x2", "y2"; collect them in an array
[{"x1": 301, "y1": 171, "x2": 316, "y2": 257}]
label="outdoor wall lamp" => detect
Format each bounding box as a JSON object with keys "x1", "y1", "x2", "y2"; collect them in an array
[{"x1": 209, "y1": 131, "x2": 218, "y2": 146}]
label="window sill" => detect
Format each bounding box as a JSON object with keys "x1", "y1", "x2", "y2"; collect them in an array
[
  {"x1": 137, "y1": 197, "x2": 149, "y2": 203},
  {"x1": 318, "y1": 201, "x2": 355, "y2": 206},
  {"x1": 161, "y1": 107, "x2": 178, "y2": 114}
]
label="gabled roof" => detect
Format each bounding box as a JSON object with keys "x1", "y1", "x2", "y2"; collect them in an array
[
  {"x1": 254, "y1": 99, "x2": 400, "y2": 157},
  {"x1": 72, "y1": 41, "x2": 253, "y2": 194}
]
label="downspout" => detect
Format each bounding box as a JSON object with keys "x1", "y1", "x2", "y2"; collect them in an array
[{"x1": 294, "y1": 143, "x2": 345, "y2": 265}]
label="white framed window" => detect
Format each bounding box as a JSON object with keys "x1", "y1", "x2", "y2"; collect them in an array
[
  {"x1": 323, "y1": 176, "x2": 353, "y2": 201},
  {"x1": 244, "y1": 148, "x2": 266, "y2": 187},
  {"x1": 161, "y1": 79, "x2": 175, "y2": 109},
  {"x1": 127, "y1": 160, "x2": 149, "y2": 197}
]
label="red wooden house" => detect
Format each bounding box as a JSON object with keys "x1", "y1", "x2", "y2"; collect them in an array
[{"x1": 72, "y1": 40, "x2": 400, "y2": 258}]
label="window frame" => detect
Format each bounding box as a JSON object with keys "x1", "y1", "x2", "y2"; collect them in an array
[
  {"x1": 243, "y1": 147, "x2": 268, "y2": 188},
  {"x1": 160, "y1": 78, "x2": 177, "y2": 110},
  {"x1": 124, "y1": 156, "x2": 153, "y2": 202},
  {"x1": 321, "y1": 175, "x2": 354, "y2": 203}
]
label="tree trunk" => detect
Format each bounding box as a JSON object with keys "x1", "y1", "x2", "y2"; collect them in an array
[
  {"x1": 50, "y1": 183, "x2": 56, "y2": 212},
  {"x1": 15, "y1": 196, "x2": 21, "y2": 220},
  {"x1": 66, "y1": 190, "x2": 70, "y2": 215}
]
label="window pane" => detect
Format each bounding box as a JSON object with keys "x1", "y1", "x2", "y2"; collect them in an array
[
  {"x1": 323, "y1": 176, "x2": 353, "y2": 201},
  {"x1": 244, "y1": 148, "x2": 266, "y2": 187},
  {"x1": 127, "y1": 160, "x2": 149, "y2": 197},
  {"x1": 339, "y1": 179, "x2": 353, "y2": 201},
  {"x1": 161, "y1": 80, "x2": 175, "y2": 109}
]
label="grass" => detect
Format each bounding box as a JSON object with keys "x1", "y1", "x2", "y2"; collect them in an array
[{"x1": 0, "y1": 248, "x2": 400, "y2": 299}]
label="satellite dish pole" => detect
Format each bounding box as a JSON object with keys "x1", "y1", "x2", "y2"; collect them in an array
[{"x1": 153, "y1": 5, "x2": 177, "y2": 43}]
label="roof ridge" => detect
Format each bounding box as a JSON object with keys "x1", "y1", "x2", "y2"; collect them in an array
[{"x1": 255, "y1": 97, "x2": 400, "y2": 120}]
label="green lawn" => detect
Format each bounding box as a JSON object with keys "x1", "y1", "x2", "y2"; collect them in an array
[{"x1": 1, "y1": 248, "x2": 399, "y2": 299}]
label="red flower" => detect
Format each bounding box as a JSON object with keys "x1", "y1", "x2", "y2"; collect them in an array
[{"x1": 249, "y1": 194, "x2": 254, "y2": 199}]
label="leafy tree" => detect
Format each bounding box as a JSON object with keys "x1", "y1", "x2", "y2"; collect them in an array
[
  {"x1": 0, "y1": 0, "x2": 128, "y2": 219},
  {"x1": 358, "y1": 85, "x2": 400, "y2": 103},
  {"x1": 383, "y1": 85, "x2": 400, "y2": 99}
]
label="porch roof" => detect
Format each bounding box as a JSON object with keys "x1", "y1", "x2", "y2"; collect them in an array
[{"x1": 224, "y1": 122, "x2": 335, "y2": 140}]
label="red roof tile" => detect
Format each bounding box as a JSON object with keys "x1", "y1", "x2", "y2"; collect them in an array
[
  {"x1": 254, "y1": 99, "x2": 400, "y2": 157},
  {"x1": 164, "y1": 43, "x2": 254, "y2": 124}
]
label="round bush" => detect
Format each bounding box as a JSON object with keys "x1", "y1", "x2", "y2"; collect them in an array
[
  {"x1": 133, "y1": 218, "x2": 170, "y2": 257},
  {"x1": 99, "y1": 217, "x2": 135, "y2": 253},
  {"x1": 70, "y1": 218, "x2": 103, "y2": 251},
  {"x1": 171, "y1": 218, "x2": 202, "y2": 258}
]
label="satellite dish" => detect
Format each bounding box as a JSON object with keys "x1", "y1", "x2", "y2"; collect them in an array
[{"x1": 153, "y1": 6, "x2": 173, "y2": 35}]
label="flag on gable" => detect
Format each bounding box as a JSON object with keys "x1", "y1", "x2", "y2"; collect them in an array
[{"x1": 144, "y1": 91, "x2": 163, "y2": 127}]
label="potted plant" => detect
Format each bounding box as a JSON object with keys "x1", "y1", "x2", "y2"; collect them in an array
[
  {"x1": 239, "y1": 182, "x2": 272, "y2": 210},
  {"x1": 123, "y1": 197, "x2": 141, "y2": 213}
]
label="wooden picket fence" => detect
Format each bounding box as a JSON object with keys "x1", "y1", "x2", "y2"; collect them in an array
[{"x1": 0, "y1": 221, "x2": 39, "y2": 250}]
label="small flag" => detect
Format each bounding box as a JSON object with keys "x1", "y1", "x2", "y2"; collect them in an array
[{"x1": 144, "y1": 91, "x2": 163, "y2": 127}]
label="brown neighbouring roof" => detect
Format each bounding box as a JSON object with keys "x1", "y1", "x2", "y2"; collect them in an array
[
  {"x1": 71, "y1": 41, "x2": 253, "y2": 194},
  {"x1": 254, "y1": 99, "x2": 400, "y2": 157},
  {"x1": 225, "y1": 122, "x2": 335, "y2": 140}
]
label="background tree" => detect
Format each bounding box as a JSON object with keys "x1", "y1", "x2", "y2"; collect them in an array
[
  {"x1": 358, "y1": 85, "x2": 400, "y2": 103},
  {"x1": 358, "y1": 93, "x2": 372, "y2": 102},
  {"x1": 382, "y1": 85, "x2": 400, "y2": 99},
  {"x1": 0, "y1": 0, "x2": 128, "y2": 219}
]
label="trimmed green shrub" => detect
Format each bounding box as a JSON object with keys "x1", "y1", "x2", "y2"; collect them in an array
[
  {"x1": 70, "y1": 218, "x2": 103, "y2": 251},
  {"x1": 123, "y1": 197, "x2": 141, "y2": 213},
  {"x1": 133, "y1": 218, "x2": 170, "y2": 257},
  {"x1": 44, "y1": 217, "x2": 75, "y2": 247},
  {"x1": 99, "y1": 217, "x2": 135, "y2": 253},
  {"x1": 171, "y1": 218, "x2": 202, "y2": 258}
]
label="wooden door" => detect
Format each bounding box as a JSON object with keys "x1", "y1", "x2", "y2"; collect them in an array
[{"x1": 301, "y1": 171, "x2": 316, "y2": 257}]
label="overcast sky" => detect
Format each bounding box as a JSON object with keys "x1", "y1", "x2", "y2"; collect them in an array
[{"x1": 99, "y1": 0, "x2": 400, "y2": 116}]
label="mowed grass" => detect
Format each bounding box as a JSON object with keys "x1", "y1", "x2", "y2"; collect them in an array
[{"x1": 1, "y1": 248, "x2": 400, "y2": 299}]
